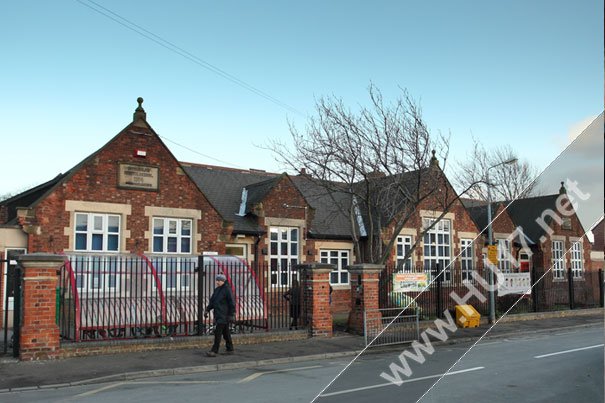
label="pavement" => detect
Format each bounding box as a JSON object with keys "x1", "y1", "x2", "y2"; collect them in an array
[{"x1": 0, "y1": 309, "x2": 602, "y2": 393}]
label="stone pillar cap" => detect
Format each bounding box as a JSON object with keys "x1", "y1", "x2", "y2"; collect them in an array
[{"x1": 18, "y1": 253, "x2": 66, "y2": 267}]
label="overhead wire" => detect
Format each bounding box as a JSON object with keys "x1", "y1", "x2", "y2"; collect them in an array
[
  {"x1": 159, "y1": 135, "x2": 249, "y2": 169},
  {"x1": 76, "y1": 0, "x2": 300, "y2": 170},
  {"x1": 76, "y1": 0, "x2": 304, "y2": 117}
]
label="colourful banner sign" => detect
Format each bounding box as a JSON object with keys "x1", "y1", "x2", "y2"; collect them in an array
[{"x1": 393, "y1": 273, "x2": 428, "y2": 292}]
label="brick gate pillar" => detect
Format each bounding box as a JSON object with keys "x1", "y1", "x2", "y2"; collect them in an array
[
  {"x1": 347, "y1": 264, "x2": 384, "y2": 335},
  {"x1": 298, "y1": 263, "x2": 334, "y2": 337},
  {"x1": 17, "y1": 253, "x2": 65, "y2": 361}
]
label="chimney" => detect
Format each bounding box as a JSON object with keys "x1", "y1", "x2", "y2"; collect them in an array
[{"x1": 299, "y1": 167, "x2": 306, "y2": 175}]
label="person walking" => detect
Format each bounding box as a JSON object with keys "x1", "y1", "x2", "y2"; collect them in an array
[
  {"x1": 283, "y1": 279, "x2": 301, "y2": 330},
  {"x1": 204, "y1": 273, "x2": 236, "y2": 357}
]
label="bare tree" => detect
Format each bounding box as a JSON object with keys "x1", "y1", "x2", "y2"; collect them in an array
[
  {"x1": 268, "y1": 84, "x2": 480, "y2": 265},
  {"x1": 454, "y1": 141, "x2": 539, "y2": 202}
]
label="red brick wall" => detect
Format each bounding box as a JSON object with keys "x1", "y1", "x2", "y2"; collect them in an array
[
  {"x1": 537, "y1": 206, "x2": 593, "y2": 272},
  {"x1": 22, "y1": 124, "x2": 226, "y2": 254},
  {"x1": 262, "y1": 176, "x2": 307, "y2": 221},
  {"x1": 0, "y1": 205, "x2": 7, "y2": 224},
  {"x1": 491, "y1": 204, "x2": 516, "y2": 235},
  {"x1": 18, "y1": 257, "x2": 64, "y2": 361},
  {"x1": 330, "y1": 288, "x2": 351, "y2": 314},
  {"x1": 256, "y1": 175, "x2": 314, "y2": 265},
  {"x1": 383, "y1": 177, "x2": 482, "y2": 271},
  {"x1": 593, "y1": 219, "x2": 604, "y2": 253},
  {"x1": 302, "y1": 266, "x2": 333, "y2": 337},
  {"x1": 347, "y1": 267, "x2": 382, "y2": 335}
]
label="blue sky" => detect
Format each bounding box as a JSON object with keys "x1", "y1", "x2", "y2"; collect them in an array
[{"x1": 1, "y1": 1, "x2": 602, "y2": 209}]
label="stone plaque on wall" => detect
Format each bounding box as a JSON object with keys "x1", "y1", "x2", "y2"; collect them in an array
[{"x1": 118, "y1": 163, "x2": 159, "y2": 190}]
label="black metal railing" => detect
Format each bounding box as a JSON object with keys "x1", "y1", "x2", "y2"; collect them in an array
[
  {"x1": 379, "y1": 263, "x2": 603, "y2": 320},
  {"x1": 1, "y1": 257, "x2": 21, "y2": 357},
  {"x1": 58, "y1": 255, "x2": 307, "y2": 342},
  {"x1": 379, "y1": 263, "x2": 490, "y2": 320}
]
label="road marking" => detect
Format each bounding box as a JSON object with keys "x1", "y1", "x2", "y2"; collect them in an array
[
  {"x1": 129, "y1": 381, "x2": 221, "y2": 384},
  {"x1": 237, "y1": 365, "x2": 323, "y2": 383},
  {"x1": 534, "y1": 344, "x2": 604, "y2": 359},
  {"x1": 318, "y1": 366, "x2": 484, "y2": 398},
  {"x1": 71, "y1": 380, "x2": 221, "y2": 398},
  {"x1": 474, "y1": 341, "x2": 503, "y2": 347},
  {"x1": 72, "y1": 382, "x2": 125, "y2": 398}
]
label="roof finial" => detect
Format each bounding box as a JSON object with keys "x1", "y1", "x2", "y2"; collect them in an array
[
  {"x1": 559, "y1": 181, "x2": 567, "y2": 194},
  {"x1": 133, "y1": 97, "x2": 147, "y2": 124},
  {"x1": 430, "y1": 149, "x2": 439, "y2": 167}
]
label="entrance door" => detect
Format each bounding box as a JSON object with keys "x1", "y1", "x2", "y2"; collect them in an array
[
  {"x1": 518, "y1": 251, "x2": 532, "y2": 272},
  {"x1": 3, "y1": 249, "x2": 26, "y2": 320}
]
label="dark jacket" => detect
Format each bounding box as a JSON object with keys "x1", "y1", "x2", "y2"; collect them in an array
[
  {"x1": 206, "y1": 282, "x2": 236, "y2": 324},
  {"x1": 284, "y1": 285, "x2": 301, "y2": 318}
]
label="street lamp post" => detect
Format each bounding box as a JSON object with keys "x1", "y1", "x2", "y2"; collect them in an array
[{"x1": 486, "y1": 157, "x2": 518, "y2": 324}]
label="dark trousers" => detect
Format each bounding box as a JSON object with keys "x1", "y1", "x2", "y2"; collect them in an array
[
  {"x1": 290, "y1": 305, "x2": 300, "y2": 329},
  {"x1": 211, "y1": 323, "x2": 233, "y2": 353}
]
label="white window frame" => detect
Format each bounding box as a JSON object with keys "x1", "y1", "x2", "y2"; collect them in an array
[
  {"x1": 152, "y1": 217, "x2": 192, "y2": 254},
  {"x1": 396, "y1": 236, "x2": 413, "y2": 272},
  {"x1": 422, "y1": 218, "x2": 451, "y2": 282},
  {"x1": 149, "y1": 255, "x2": 196, "y2": 292},
  {"x1": 570, "y1": 240, "x2": 584, "y2": 279},
  {"x1": 321, "y1": 249, "x2": 350, "y2": 285},
  {"x1": 460, "y1": 239, "x2": 474, "y2": 282},
  {"x1": 552, "y1": 240, "x2": 565, "y2": 280},
  {"x1": 71, "y1": 255, "x2": 120, "y2": 294},
  {"x1": 226, "y1": 244, "x2": 248, "y2": 259},
  {"x1": 74, "y1": 213, "x2": 120, "y2": 252},
  {"x1": 497, "y1": 239, "x2": 512, "y2": 273},
  {"x1": 269, "y1": 227, "x2": 299, "y2": 287}
]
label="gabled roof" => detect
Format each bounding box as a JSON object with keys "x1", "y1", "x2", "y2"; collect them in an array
[
  {"x1": 0, "y1": 173, "x2": 67, "y2": 224},
  {"x1": 245, "y1": 175, "x2": 284, "y2": 213},
  {"x1": 182, "y1": 164, "x2": 278, "y2": 234},
  {"x1": 182, "y1": 164, "x2": 447, "y2": 240},
  {"x1": 463, "y1": 201, "x2": 535, "y2": 245},
  {"x1": 464, "y1": 202, "x2": 503, "y2": 235},
  {"x1": 1, "y1": 99, "x2": 224, "y2": 226},
  {"x1": 462, "y1": 195, "x2": 572, "y2": 246},
  {"x1": 354, "y1": 167, "x2": 438, "y2": 233},
  {"x1": 291, "y1": 175, "x2": 353, "y2": 239},
  {"x1": 460, "y1": 198, "x2": 489, "y2": 208},
  {"x1": 505, "y1": 194, "x2": 580, "y2": 244},
  {"x1": 181, "y1": 164, "x2": 356, "y2": 239}
]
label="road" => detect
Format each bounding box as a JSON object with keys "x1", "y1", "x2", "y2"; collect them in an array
[{"x1": 3, "y1": 325, "x2": 602, "y2": 403}]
